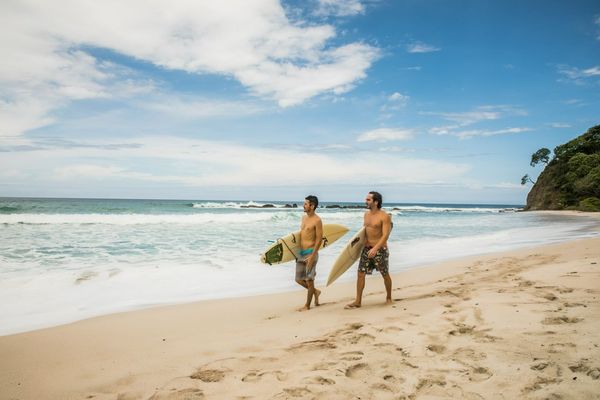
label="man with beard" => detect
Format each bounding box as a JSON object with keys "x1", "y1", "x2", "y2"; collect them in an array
[{"x1": 345, "y1": 191, "x2": 393, "y2": 309}]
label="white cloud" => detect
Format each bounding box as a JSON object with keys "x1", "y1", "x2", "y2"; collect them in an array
[
  {"x1": 357, "y1": 128, "x2": 414, "y2": 142},
  {"x1": 388, "y1": 92, "x2": 409, "y2": 103},
  {"x1": 406, "y1": 42, "x2": 440, "y2": 53},
  {"x1": 557, "y1": 64, "x2": 600, "y2": 84},
  {"x1": 453, "y1": 127, "x2": 533, "y2": 139},
  {"x1": 548, "y1": 122, "x2": 571, "y2": 128},
  {"x1": 139, "y1": 96, "x2": 266, "y2": 119},
  {"x1": 1, "y1": 136, "x2": 469, "y2": 188},
  {"x1": 314, "y1": 0, "x2": 364, "y2": 17},
  {"x1": 0, "y1": 0, "x2": 380, "y2": 136},
  {"x1": 426, "y1": 106, "x2": 529, "y2": 138},
  {"x1": 379, "y1": 92, "x2": 409, "y2": 116}
]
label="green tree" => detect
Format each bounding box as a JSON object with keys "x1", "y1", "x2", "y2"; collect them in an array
[
  {"x1": 530, "y1": 148, "x2": 551, "y2": 167},
  {"x1": 521, "y1": 174, "x2": 535, "y2": 185}
]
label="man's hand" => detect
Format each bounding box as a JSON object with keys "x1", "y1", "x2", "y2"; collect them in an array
[
  {"x1": 306, "y1": 254, "x2": 316, "y2": 271},
  {"x1": 367, "y1": 247, "x2": 378, "y2": 258}
]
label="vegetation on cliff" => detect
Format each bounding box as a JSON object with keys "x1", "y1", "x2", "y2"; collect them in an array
[{"x1": 523, "y1": 125, "x2": 600, "y2": 211}]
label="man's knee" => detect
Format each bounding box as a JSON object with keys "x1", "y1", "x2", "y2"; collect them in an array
[{"x1": 296, "y1": 279, "x2": 305, "y2": 285}]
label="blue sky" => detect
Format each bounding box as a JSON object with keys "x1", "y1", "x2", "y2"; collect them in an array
[{"x1": 1, "y1": 0, "x2": 598, "y2": 204}]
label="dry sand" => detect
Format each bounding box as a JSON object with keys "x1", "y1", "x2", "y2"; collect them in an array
[{"x1": 1, "y1": 235, "x2": 599, "y2": 399}]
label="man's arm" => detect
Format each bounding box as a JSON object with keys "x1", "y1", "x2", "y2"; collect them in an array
[{"x1": 307, "y1": 218, "x2": 323, "y2": 269}]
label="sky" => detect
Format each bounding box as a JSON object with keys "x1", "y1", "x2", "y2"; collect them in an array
[{"x1": 0, "y1": 0, "x2": 599, "y2": 204}]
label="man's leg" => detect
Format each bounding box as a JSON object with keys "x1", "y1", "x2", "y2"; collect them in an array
[
  {"x1": 296, "y1": 279, "x2": 308, "y2": 289},
  {"x1": 383, "y1": 273, "x2": 392, "y2": 304},
  {"x1": 345, "y1": 271, "x2": 366, "y2": 308},
  {"x1": 304, "y1": 279, "x2": 316, "y2": 310}
]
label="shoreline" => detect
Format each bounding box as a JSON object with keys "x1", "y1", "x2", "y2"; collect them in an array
[
  {"x1": 1, "y1": 234, "x2": 599, "y2": 399},
  {"x1": 2, "y1": 210, "x2": 598, "y2": 337}
]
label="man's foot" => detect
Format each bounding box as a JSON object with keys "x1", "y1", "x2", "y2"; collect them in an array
[
  {"x1": 385, "y1": 298, "x2": 393, "y2": 305},
  {"x1": 298, "y1": 305, "x2": 310, "y2": 312},
  {"x1": 314, "y1": 289, "x2": 321, "y2": 306},
  {"x1": 344, "y1": 302, "x2": 361, "y2": 309}
]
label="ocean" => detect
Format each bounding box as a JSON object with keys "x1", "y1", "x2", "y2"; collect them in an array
[{"x1": 1, "y1": 197, "x2": 598, "y2": 335}]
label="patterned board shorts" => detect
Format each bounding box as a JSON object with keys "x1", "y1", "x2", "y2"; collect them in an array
[
  {"x1": 358, "y1": 246, "x2": 389, "y2": 276},
  {"x1": 296, "y1": 253, "x2": 318, "y2": 281}
]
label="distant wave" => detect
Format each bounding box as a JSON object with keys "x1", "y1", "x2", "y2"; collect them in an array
[
  {"x1": 387, "y1": 206, "x2": 521, "y2": 214},
  {"x1": 0, "y1": 213, "x2": 284, "y2": 225},
  {"x1": 0, "y1": 205, "x2": 22, "y2": 213},
  {"x1": 191, "y1": 201, "x2": 299, "y2": 209}
]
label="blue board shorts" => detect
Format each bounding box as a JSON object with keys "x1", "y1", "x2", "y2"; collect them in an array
[{"x1": 296, "y1": 252, "x2": 318, "y2": 281}]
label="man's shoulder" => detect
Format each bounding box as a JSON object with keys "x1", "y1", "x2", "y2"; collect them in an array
[{"x1": 377, "y1": 209, "x2": 391, "y2": 220}]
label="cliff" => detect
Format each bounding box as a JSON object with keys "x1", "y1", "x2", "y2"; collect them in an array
[{"x1": 525, "y1": 125, "x2": 600, "y2": 211}]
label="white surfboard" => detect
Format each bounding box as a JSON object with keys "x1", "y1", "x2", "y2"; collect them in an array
[
  {"x1": 326, "y1": 227, "x2": 366, "y2": 286},
  {"x1": 261, "y1": 223, "x2": 349, "y2": 265}
]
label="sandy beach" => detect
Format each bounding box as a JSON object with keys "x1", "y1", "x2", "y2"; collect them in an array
[{"x1": 1, "y1": 233, "x2": 599, "y2": 399}]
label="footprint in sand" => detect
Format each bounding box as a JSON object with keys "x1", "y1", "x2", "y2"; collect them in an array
[
  {"x1": 557, "y1": 286, "x2": 574, "y2": 293},
  {"x1": 383, "y1": 374, "x2": 405, "y2": 384},
  {"x1": 531, "y1": 361, "x2": 550, "y2": 371},
  {"x1": 242, "y1": 370, "x2": 287, "y2": 382},
  {"x1": 542, "y1": 316, "x2": 583, "y2": 325},
  {"x1": 190, "y1": 369, "x2": 225, "y2": 383},
  {"x1": 281, "y1": 387, "x2": 312, "y2": 397},
  {"x1": 288, "y1": 338, "x2": 336, "y2": 352},
  {"x1": 312, "y1": 361, "x2": 338, "y2": 371},
  {"x1": 416, "y1": 376, "x2": 447, "y2": 392},
  {"x1": 426, "y1": 344, "x2": 446, "y2": 354},
  {"x1": 345, "y1": 363, "x2": 370, "y2": 378},
  {"x1": 344, "y1": 333, "x2": 375, "y2": 345},
  {"x1": 373, "y1": 342, "x2": 397, "y2": 350},
  {"x1": 149, "y1": 388, "x2": 204, "y2": 400},
  {"x1": 370, "y1": 382, "x2": 394, "y2": 392},
  {"x1": 563, "y1": 302, "x2": 586, "y2": 308},
  {"x1": 449, "y1": 323, "x2": 475, "y2": 336},
  {"x1": 301, "y1": 375, "x2": 336, "y2": 385},
  {"x1": 339, "y1": 351, "x2": 364, "y2": 361},
  {"x1": 518, "y1": 280, "x2": 535, "y2": 287},
  {"x1": 452, "y1": 347, "x2": 487, "y2": 362},
  {"x1": 547, "y1": 342, "x2": 576, "y2": 354},
  {"x1": 522, "y1": 377, "x2": 561, "y2": 393},
  {"x1": 469, "y1": 366, "x2": 493, "y2": 382},
  {"x1": 537, "y1": 292, "x2": 558, "y2": 301},
  {"x1": 381, "y1": 325, "x2": 404, "y2": 333},
  {"x1": 569, "y1": 359, "x2": 600, "y2": 380}
]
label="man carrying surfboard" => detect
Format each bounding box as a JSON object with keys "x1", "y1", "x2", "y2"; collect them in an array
[
  {"x1": 345, "y1": 191, "x2": 393, "y2": 309},
  {"x1": 296, "y1": 195, "x2": 323, "y2": 311}
]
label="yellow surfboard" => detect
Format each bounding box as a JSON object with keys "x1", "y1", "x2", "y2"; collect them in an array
[
  {"x1": 261, "y1": 224, "x2": 349, "y2": 265},
  {"x1": 326, "y1": 227, "x2": 366, "y2": 286}
]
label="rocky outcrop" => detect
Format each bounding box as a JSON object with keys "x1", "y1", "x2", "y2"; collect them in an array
[{"x1": 525, "y1": 125, "x2": 600, "y2": 211}]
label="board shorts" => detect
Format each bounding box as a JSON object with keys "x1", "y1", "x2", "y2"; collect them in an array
[
  {"x1": 358, "y1": 246, "x2": 389, "y2": 276},
  {"x1": 296, "y1": 252, "x2": 318, "y2": 281}
]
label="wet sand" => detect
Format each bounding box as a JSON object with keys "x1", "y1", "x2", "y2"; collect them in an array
[{"x1": 1, "y1": 235, "x2": 599, "y2": 399}]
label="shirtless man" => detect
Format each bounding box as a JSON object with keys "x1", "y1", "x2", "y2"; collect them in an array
[
  {"x1": 296, "y1": 195, "x2": 323, "y2": 311},
  {"x1": 345, "y1": 191, "x2": 393, "y2": 309}
]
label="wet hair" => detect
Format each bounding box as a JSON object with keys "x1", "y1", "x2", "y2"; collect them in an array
[
  {"x1": 369, "y1": 191, "x2": 382, "y2": 209},
  {"x1": 305, "y1": 195, "x2": 319, "y2": 209}
]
